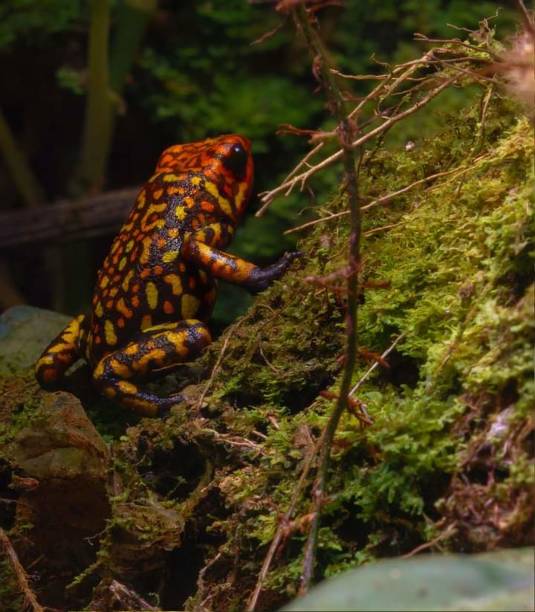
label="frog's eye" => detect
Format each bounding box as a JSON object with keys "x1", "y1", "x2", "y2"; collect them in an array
[{"x1": 222, "y1": 143, "x2": 248, "y2": 179}]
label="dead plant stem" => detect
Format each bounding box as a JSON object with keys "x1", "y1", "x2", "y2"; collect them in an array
[
  {"x1": 0, "y1": 527, "x2": 44, "y2": 612},
  {"x1": 258, "y1": 75, "x2": 456, "y2": 211},
  {"x1": 292, "y1": 4, "x2": 362, "y2": 595},
  {"x1": 246, "y1": 429, "x2": 322, "y2": 611}
]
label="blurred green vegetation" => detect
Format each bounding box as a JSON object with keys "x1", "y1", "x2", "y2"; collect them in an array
[{"x1": 0, "y1": 0, "x2": 518, "y2": 325}]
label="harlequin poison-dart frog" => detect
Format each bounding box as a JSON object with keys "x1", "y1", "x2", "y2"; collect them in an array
[{"x1": 35, "y1": 135, "x2": 299, "y2": 416}]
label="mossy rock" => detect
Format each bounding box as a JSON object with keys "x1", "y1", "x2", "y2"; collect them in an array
[{"x1": 0, "y1": 305, "x2": 70, "y2": 374}]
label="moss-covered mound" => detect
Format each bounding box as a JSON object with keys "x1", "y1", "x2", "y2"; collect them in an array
[{"x1": 0, "y1": 95, "x2": 533, "y2": 611}]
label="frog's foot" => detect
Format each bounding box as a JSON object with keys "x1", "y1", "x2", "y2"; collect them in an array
[
  {"x1": 35, "y1": 315, "x2": 86, "y2": 389},
  {"x1": 92, "y1": 319, "x2": 211, "y2": 417}
]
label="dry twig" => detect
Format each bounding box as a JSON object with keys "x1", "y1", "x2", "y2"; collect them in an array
[
  {"x1": 258, "y1": 75, "x2": 457, "y2": 212},
  {"x1": 291, "y1": 4, "x2": 363, "y2": 595},
  {"x1": 247, "y1": 428, "x2": 322, "y2": 611},
  {"x1": 0, "y1": 527, "x2": 44, "y2": 612},
  {"x1": 283, "y1": 162, "x2": 480, "y2": 235}
]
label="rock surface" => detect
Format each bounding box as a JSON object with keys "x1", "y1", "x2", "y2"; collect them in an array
[{"x1": 0, "y1": 306, "x2": 110, "y2": 608}]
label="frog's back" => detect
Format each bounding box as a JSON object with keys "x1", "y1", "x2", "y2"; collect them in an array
[
  {"x1": 85, "y1": 172, "x2": 211, "y2": 361},
  {"x1": 84, "y1": 134, "x2": 254, "y2": 363}
]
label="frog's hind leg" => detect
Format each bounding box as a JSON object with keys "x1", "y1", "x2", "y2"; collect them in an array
[
  {"x1": 35, "y1": 315, "x2": 87, "y2": 388},
  {"x1": 92, "y1": 319, "x2": 211, "y2": 417}
]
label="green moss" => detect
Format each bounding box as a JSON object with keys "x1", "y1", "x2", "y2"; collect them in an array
[{"x1": 179, "y1": 97, "x2": 533, "y2": 608}]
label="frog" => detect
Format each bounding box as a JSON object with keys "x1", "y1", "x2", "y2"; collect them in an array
[{"x1": 35, "y1": 134, "x2": 300, "y2": 417}]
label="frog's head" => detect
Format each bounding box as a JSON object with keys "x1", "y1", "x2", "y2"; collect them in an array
[{"x1": 156, "y1": 135, "x2": 254, "y2": 219}]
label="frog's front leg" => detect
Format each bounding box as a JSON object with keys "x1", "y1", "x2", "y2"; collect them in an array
[
  {"x1": 92, "y1": 319, "x2": 211, "y2": 417},
  {"x1": 183, "y1": 229, "x2": 300, "y2": 291}
]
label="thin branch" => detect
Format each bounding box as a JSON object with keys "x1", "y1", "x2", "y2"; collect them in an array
[
  {"x1": 0, "y1": 107, "x2": 46, "y2": 209},
  {"x1": 413, "y1": 33, "x2": 497, "y2": 57},
  {"x1": 247, "y1": 429, "x2": 321, "y2": 611},
  {"x1": 402, "y1": 523, "x2": 458, "y2": 558},
  {"x1": 256, "y1": 142, "x2": 324, "y2": 217},
  {"x1": 284, "y1": 209, "x2": 347, "y2": 235},
  {"x1": 0, "y1": 186, "x2": 138, "y2": 248},
  {"x1": 258, "y1": 75, "x2": 457, "y2": 210},
  {"x1": 259, "y1": 36, "x2": 495, "y2": 215},
  {"x1": 350, "y1": 49, "x2": 436, "y2": 120},
  {"x1": 0, "y1": 527, "x2": 44, "y2": 612},
  {"x1": 291, "y1": 4, "x2": 362, "y2": 595},
  {"x1": 196, "y1": 332, "x2": 232, "y2": 411},
  {"x1": 331, "y1": 69, "x2": 387, "y2": 81},
  {"x1": 350, "y1": 333, "x2": 406, "y2": 397},
  {"x1": 515, "y1": 0, "x2": 535, "y2": 34},
  {"x1": 283, "y1": 162, "x2": 478, "y2": 234}
]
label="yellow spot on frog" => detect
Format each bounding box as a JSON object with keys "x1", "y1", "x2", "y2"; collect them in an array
[
  {"x1": 162, "y1": 250, "x2": 179, "y2": 263},
  {"x1": 164, "y1": 274, "x2": 182, "y2": 295},
  {"x1": 205, "y1": 181, "x2": 233, "y2": 217},
  {"x1": 146, "y1": 282, "x2": 158, "y2": 310},
  {"x1": 111, "y1": 360, "x2": 132, "y2": 378},
  {"x1": 117, "y1": 297, "x2": 133, "y2": 318},
  {"x1": 132, "y1": 348, "x2": 167, "y2": 373},
  {"x1": 163, "y1": 173, "x2": 180, "y2": 182},
  {"x1": 181, "y1": 294, "x2": 200, "y2": 318},
  {"x1": 175, "y1": 205, "x2": 187, "y2": 220},
  {"x1": 122, "y1": 269, "x2": 134, "y2": 291},
  {"x1": 190, "y1": 175, "x2": 202, "y2": 186},
  {"x1": 93, "y1": 361, "x2": 105, "y2": 379},
  {"x1": 235, "y1": 181, "x2": 248, "y2": 209},
  {"x1": 125, "y1": 239, "x2": 134, "y2": 253},
  {"x1": 117, "y1": 380, "x2": 138, "y2": 395},
  {"x1": 95, "y1": 301, "x2": 104, "y2": 317},
  {"x1": 141, "y1": 314, "x2": 153, "y2": 330},
  {"x1": 104, "y1": 320, "x2": 118, "y2": 346},
  {"x1": 118, "y1": 257, "x2": 127, "y2": 271},
  {"x1": 100, "y1": 275, "x2": 109, "y2": 289},
  {"x1": 140, "y1": 237, "x2": 152, "y2": 264}
]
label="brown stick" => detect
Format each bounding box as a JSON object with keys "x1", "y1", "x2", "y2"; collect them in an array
[
  {"x1": 0, "y1": 527, "x2": 44, "y2": 612},
  {"x1": 246, "y1": 430, "x2": 321, "y2": 611},
  {"x1": 283, "y1": 162, "x2": 481, "y2": 235},
  {"x1": 258, "y1": 76, "x2": 457, "y2": 211},
  {"x1": 291, "y1": 4, "x2": 363, "y2": 595},
  {"x1": 104, "y1": 579, "x2": 159, "y2": 611},
  {"x1": 0, "y1": 186, "x2": 139, "y2": 248},
  {"x1": 515, "y1": 0, "x2": 535, "y2": 34}
]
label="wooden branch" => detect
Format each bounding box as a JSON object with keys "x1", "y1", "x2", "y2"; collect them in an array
[
  {"x1": 0, "y1": 527, "x2": 44, "y2": 612},
  {"x1": 0, "y1": 187, "x2": 139, "y2": 248},
  {"x1": 95, "y1": 579, "x2": 159, "y2": 611},
  {"x1": 292, "y1": 4, "x2": 363, "y2": 595},
  {"x1": 283, "y1": 161, "x2": 482, "y2": 235},
  {"x1": 247, "y1": 428, "x2": 321, "y2": 611},
  {"x1": 257, "y1": 75, "x2": 457, "y2": 212}
]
